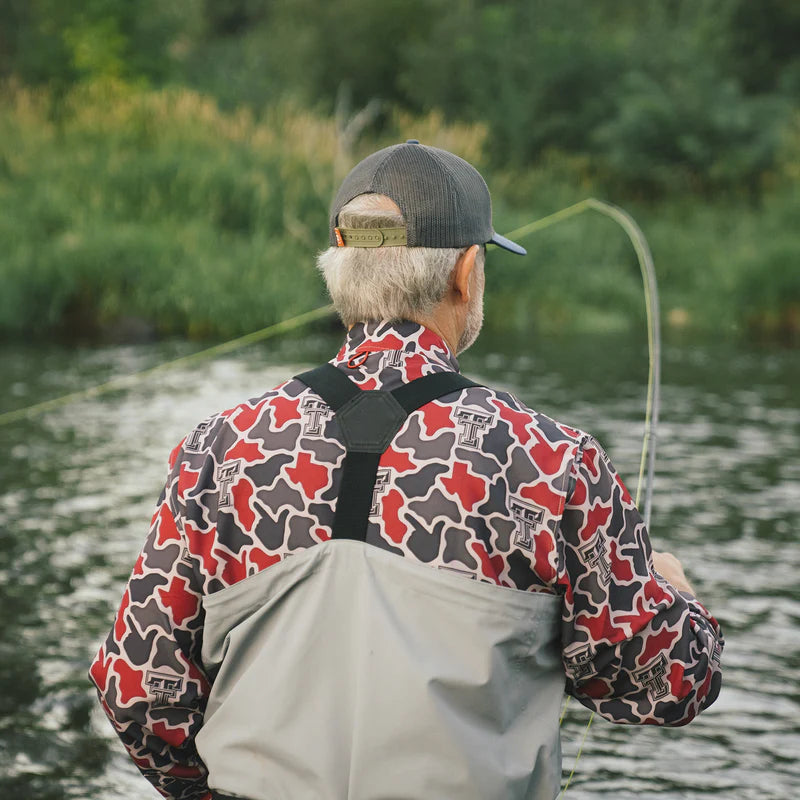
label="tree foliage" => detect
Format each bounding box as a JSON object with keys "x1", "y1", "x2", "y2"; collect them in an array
[{"x1": 1, "y1": 0, "x2": 797, "y2": 195}]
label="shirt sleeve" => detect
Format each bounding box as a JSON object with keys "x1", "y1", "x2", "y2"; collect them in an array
[
  {"x1": 556, "y1": 436, "x2": 723, "y2": 725},
  {"x1": 89, "y1": 443, "x2": 212, "y2": 800}
]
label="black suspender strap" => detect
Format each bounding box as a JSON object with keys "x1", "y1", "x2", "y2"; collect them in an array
[
  {"x1": 295, "y1": 363, "x2": 481, "y2": 542},
  {"x1": 295, "y1": 364, "x2": 361, "y2": 411},
  {"x1": 391, "y1": 371, "x2": 478, "y2": 414}
]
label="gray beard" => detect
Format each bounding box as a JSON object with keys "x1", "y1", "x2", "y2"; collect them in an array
[{"x1": 456, "y1": 293, "x2": 484, "y2": 355}]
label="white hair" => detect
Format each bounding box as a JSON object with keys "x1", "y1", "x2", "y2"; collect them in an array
[{"x1": 316, "y1": 194, "x2": 471, "y2": 328}]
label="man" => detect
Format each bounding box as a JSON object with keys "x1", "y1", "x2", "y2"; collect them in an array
[{"x1": 90, "y1": 140, "x2": 723, "y2": 800}]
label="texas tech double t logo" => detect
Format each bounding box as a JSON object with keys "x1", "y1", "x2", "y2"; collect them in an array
[
  {"x1": 370, "y1": 469, "x2": 391, "y2": 516},
  {"x1": 301, "y1": 397, "x2": 333, "y2": 436},
  {"x1": 455, "y1": 407, "x2": 493, "y2": 449},
  {"x1": 579, "y1": 533, "x2": 612, "y2": 585},
  {"x1": 636, "y1": 655, "x2": 670, "y2": 699},
  {"x1": 216, "y1": 461, "x2": 240, "y2": 509},
  {"x1": 509, "y1": 499, "x2": 545, "y2": 551},
  {"x1": 184, "y1": 420, "x2": 211, "y2": 453},
  {"x1": 145, "y1": 671, "x2": 185, "y2": 705}
]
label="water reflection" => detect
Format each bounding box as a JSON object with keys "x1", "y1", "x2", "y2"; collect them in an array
[
  {"x1": 1, "y1": 420, "x2": 111, "y2": 799},
  {"x1": 0, "y1": 332, "x2": 798, "y2": 799}
]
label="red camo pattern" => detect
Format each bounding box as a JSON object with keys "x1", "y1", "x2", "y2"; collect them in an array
[{"x1": 90, "y1": 320, "x2": 723, "y2": 800}]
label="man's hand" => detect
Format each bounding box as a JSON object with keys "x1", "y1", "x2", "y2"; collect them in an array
[{"x1": 652, "y1": 550, "x2": 696, "y2": 596}]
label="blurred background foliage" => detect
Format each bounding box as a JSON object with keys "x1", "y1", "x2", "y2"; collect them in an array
[{"x1": 0, "y1": 0, "x2": 798, "y2": 342}]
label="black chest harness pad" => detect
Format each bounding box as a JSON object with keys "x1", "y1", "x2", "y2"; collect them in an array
[{"x1": 295, "y1": 364, "x2": 481, "y2": 543}]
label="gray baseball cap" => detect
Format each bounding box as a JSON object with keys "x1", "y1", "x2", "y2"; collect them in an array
[{"x1": 329, "y1": 140, "x2": 526, "y2": 255}]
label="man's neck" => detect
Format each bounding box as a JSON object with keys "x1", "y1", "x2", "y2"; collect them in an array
[{"x1": 408, "y1": 311, "x2": 460, "y2": 356}]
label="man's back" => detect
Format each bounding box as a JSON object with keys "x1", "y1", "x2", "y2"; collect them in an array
[{"x1": 91, "y1": 320, "x2": 722, "y2": 800}]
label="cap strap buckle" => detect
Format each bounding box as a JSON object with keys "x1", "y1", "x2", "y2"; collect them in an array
[{"x1": 334, "y1": 227, "x2": 407, "y2": 247}]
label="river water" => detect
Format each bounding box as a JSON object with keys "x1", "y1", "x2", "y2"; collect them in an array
[{"x1": 1, "y1": 330, "x2": 798, "y2": 799}]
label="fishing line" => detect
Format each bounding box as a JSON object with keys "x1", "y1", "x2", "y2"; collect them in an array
[
  {"x1": 0, "y1": 305, "x2": 335, "y2": 427},
  {"x1": 506, "y1": 199, "x2": 661, "y2": 797}
]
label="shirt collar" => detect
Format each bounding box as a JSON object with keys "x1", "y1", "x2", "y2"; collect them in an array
[{"x1": 335, "y1": 320, "x2": 460, "y2": 374}]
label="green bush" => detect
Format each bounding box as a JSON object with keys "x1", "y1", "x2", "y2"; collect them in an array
[
  {"x1": 0, "y1": 82, "x2": 335, "y2": 337},
  {"x1": 0, "y1": 81, "x2": 797, "y2": 342}
]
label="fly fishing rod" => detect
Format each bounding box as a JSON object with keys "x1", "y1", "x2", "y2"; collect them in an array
[{"x1": 505, "y1": 198, "x2": 662, "y2": 796}]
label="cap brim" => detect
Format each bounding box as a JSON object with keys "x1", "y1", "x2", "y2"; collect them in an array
[{"x1": 489, "y1": 232, "x2": 527, "y2": 256}]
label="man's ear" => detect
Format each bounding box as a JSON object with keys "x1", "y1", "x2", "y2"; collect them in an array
[{"x1": 451, "y1": 245, "x2": 480, "y2": 304}]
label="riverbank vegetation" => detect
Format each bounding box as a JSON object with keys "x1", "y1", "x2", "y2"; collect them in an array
[{"x1": 1, "y1": 1, "x2": 798, "y2": 343}]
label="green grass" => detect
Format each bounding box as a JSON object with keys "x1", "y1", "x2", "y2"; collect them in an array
[{"x1": 1, "y1": 80, "x2": 798, "y2": 343}]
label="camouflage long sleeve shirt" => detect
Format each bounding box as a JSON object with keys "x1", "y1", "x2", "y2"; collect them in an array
[{"x1": 90, "y1": 320, "x2": 723, "y2": 800}]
